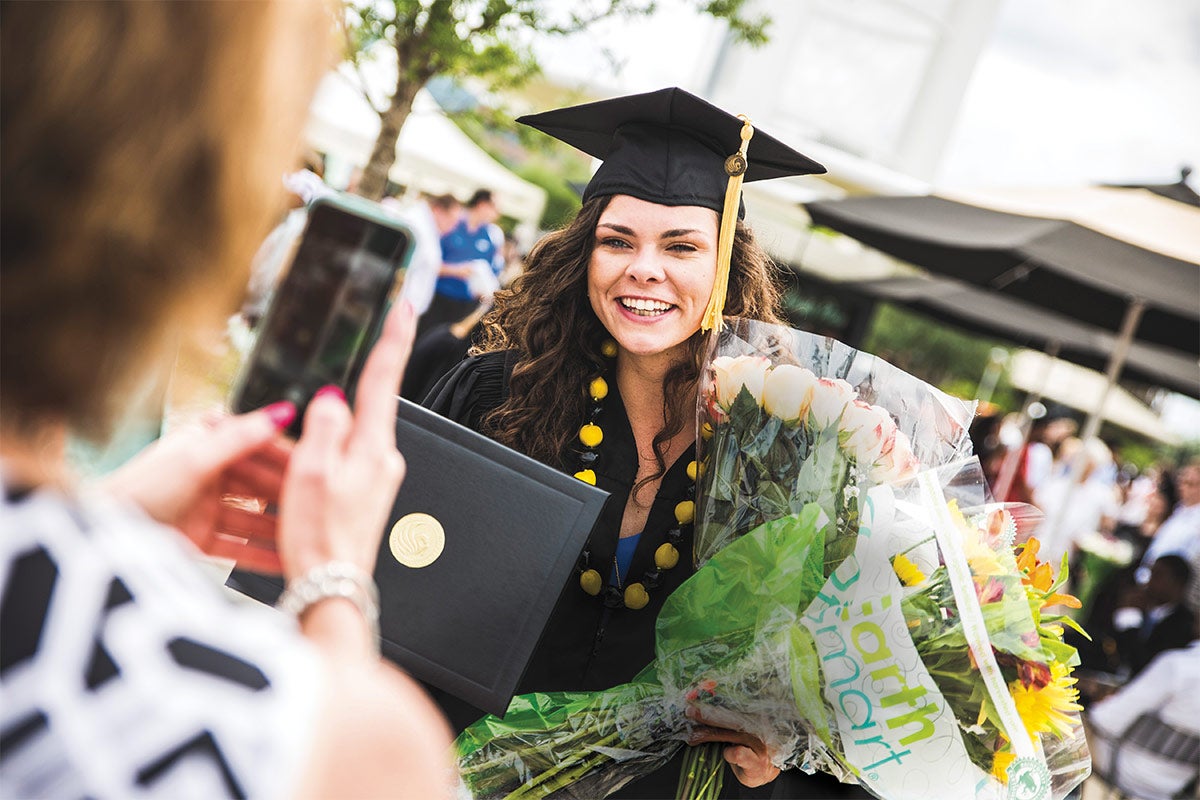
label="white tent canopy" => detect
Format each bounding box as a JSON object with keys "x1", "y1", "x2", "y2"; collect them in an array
[
  {"x1": 305, "y1": 71, "x2": 547, "y2": 228},
  {"x1": 1008, "y1": 350, "x2": 1179, "y2": 445}
]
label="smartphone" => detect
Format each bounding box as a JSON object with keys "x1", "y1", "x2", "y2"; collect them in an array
[{"x1": 231, "y1": 194, "x2": 414, "y2": 435}]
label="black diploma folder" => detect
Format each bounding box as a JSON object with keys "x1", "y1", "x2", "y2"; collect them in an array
[{"x1": 228, "y1": 397, "x2": 609, "y2": 716}]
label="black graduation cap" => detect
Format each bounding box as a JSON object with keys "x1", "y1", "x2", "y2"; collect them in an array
[{"x1": 516, "y1": 86, "x2": 826, "y2": 216}]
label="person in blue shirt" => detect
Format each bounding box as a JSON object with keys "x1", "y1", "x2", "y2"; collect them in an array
[{"x1": 421, "y1": 188, "x2": 505, "y2": 334}]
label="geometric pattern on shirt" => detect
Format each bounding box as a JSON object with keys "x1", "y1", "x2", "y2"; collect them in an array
[{"x1": 0, "y1": 484, "x2": 320, "y2": 799}]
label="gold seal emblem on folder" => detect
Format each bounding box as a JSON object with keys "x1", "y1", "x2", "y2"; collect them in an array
[{"x1": 389, "y1": 513, "x2": 445, "y2": 568}]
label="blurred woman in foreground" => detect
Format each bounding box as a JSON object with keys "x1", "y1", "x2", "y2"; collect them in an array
[{"x1": 1, "y1": 3, "x2": 451, "y2": 797}]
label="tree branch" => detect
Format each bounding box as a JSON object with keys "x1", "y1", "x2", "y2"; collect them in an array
[
  {"x1": 340, "y1": 4, "x2": 388, "y2": 115},
  {"x1": 337, "y1": 67, "x2": 386, "y2": 117}
]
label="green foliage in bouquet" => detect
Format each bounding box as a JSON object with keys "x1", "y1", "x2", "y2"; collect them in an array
[
  {"x1": 455, "y1": 506, "x2": 833, "y2": 800},
  {"x1": 698, "y1": 383, "x2": 858, "y2": 577}
]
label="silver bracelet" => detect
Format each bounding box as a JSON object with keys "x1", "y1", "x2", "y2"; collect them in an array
[{"x1": 277, "y1": 561, "x2": 380, "y2": 650}]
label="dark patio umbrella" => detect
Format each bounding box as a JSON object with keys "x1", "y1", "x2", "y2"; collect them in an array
[
  {"x1": 802, "y1": 184, "x2": 1200, "y2": 496},
  {"x1": 804, "y1": 192, "x2": 1199, "y2": 356},
  {"x1": 854, "y1": 274, "x2": 1199, "y2": 398},
  {"x1": 1107, "y1": 166, "x2": 1199, "y2": 208}
]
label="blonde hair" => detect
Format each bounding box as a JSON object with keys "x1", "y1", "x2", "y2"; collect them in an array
[{"x1": 1, "y1": 0, "x2": 330, "y2": 438}]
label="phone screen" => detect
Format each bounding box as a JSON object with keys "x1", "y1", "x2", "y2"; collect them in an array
[{"x1": 232, "y1": 199, "x2": 411, "y2": 428}]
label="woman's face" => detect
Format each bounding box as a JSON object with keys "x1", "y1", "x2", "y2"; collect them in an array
[
  {"x1": 1145, "y1": 490, "x2": 1168, "y2": 524},
  {"x1": 587, "y1": 195, "x2": 719, "y2": 362}
]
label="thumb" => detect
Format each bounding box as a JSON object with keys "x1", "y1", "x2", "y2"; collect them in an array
[{"x1": 189, "y1": 402, "x2": 295, "y2": 478}]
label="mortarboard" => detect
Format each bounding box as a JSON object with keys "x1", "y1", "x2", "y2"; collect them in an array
[{"x1": 517, "y1": 87, "x2": 825, "y2": 331}]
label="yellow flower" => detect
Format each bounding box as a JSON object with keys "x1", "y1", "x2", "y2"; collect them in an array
[
  {"x1": 891, "y1": 553, "x2": 926, "y2": 586},
  {"x1": 1010, "y1": 661, "x2": 1082, "y2": 740},
  {"x1": 991, "y1": 750, "x2": 1016, "y2": 783},
  {"x1": 948, "y1": 500, "x2": 1004, "y2": 577}
]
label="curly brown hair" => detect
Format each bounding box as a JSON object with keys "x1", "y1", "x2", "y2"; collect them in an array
[
  {"x1": 1, "y1": 1, "x2": 328, "y2": 439},
  {"x1": 475, "y1": 195, "x2": 784, "y2": 481}
]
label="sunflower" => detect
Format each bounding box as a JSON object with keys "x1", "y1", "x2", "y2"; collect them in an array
[
  {"x1": 1010, "y1": 661, "x2": 1082, "y2": 739},
  {"x1": 991, "y1": 749, "x2": 1017, "y2": 783},
  {"x1": 891, "y1": 553, "x2": 926, "y2": 586}
]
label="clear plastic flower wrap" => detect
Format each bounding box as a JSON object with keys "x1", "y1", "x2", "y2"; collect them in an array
[
  {"x1": 695, "y1": 318, "x2": 976, "y2": 566},
  {"x1": 453, "y1": 320, "x2": 1091, "y2": 800}
]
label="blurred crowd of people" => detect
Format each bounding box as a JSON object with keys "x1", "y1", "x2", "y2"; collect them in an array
[{"x1": 238, "y1": 162, "x2": 527, "y2": 407}]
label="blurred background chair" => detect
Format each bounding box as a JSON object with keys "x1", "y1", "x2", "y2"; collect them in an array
[{"x1": 1088, "y1": 711, "x2": 1199, "y2": 800}]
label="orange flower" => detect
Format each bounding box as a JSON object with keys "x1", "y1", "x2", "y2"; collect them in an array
[
  {"x1": 1044, "y1": 591, "x2": 1082, "y2": 610},
  {"x1": 1015, "y1": 539, "x2": 1040, "y2": 572},
  {"x1": 1026, "y1": 561, "x2": 1054, "y2": 593},
  {"x1": 1016, "y1": 538, "x2": 1081, "y2": 610}
]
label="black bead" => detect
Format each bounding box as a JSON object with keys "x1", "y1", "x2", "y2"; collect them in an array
[
  {"x1": 578, "y1": 450, "x2": 600, "y2": 466},
  {"x1": 590, "y1": 405, "x2": 604, "y2": 420},
  {"x1": 665, "y1": 528, "x2": 683, "y2": 544},
  {"x1": 601, "y1": 586, "x2": 624, "y2": 609},
  {"x1": 642, "y1": 569, "x2": 662, "y2": 589},
  {"x1": 686, "y1": 484, "x2": 696, "y2": 499},
  {"x1": 577, "y1": 549, "x2": 591, "y2": 570}
]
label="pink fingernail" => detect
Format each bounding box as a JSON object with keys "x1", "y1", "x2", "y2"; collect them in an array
[
  {"x1": 313, "y1": 385, "x2": 345, "y2": 402},
  {"x1": 264, "y1": 401, "x2": 296, "y2": 430}
]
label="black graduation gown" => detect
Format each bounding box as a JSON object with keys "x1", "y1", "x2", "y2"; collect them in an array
[{"x1": 423, "y1": 351, "x2": 869, "y2": 800}]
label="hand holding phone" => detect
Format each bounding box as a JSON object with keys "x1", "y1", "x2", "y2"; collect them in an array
[{"x1": 232, "y1": 195, "x2": 414, "y2": 435}]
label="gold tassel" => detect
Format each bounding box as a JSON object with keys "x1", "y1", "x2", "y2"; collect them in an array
[{"x1": 701, "y1": 116, "x2": 754, "y2": 333}]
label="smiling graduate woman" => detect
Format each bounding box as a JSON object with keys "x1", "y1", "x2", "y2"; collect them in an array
[{"x1": 425, "y1": 89, "x2": 870, "y2": 798}]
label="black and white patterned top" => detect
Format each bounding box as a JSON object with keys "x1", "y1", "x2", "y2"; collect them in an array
[{"x1": 0, "y1": 478, "x2": 320, "y2": 799}]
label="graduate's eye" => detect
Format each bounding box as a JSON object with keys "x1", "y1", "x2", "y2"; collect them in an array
[
  {"x1": 667, "y1": 241, "x2": 699, "y2": 254},
  {"x1": 599, "y1": 236, "x2": 631, "y2": 250}
]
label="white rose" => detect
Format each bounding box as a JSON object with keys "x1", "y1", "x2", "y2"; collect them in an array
[
  {"x1": 762, "y1": 364, "x2": 818, "y2": 424},
  {"x1": 841, "y1": 402, "x2": 897, "y2": 465},
  {"x1": 711, "y1": 355, "x2": 771, "y2": 410},
  {"x1": 869, "y1": 429, "x2": 920, "y2": 484},
  {"x1": 808, "y1": 377, "x2": 857, "y2": 428}
]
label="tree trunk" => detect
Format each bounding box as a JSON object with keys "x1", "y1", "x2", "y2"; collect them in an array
[{"x1": 356, "y1": 78, "x2": 421, "y2": 201}]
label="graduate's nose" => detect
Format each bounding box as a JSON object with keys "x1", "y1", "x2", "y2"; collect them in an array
[{"x1": 625, "y1": 245, "x2": 666, "y2": 283}]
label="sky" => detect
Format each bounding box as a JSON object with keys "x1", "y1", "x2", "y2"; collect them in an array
[
  {"x1": 939, "y1": 0, "x2": 1200, "y2": 187},
  {"x1": 532, "y1": 0, "x2": 1200, "y2": 189}
]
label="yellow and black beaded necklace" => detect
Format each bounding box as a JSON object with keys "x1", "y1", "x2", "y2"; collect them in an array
[{"x1": 572, "y1": 340, "x2": 697, "y2": 611}]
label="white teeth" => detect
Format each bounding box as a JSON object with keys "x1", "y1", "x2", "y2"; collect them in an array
[{"x1": 620, "y1": 298, "x2": 672, "y2": 315}]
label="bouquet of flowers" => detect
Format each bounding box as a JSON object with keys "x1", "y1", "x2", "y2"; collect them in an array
[{"x1": 454, "y1": 320, "x2": 1091, "y2": 800}]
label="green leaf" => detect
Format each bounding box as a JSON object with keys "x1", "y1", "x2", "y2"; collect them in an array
[
  {"x1": 727, "y1": 384, "x2": 763, "y2": 433},
  {"x1": 787, "y1": 624, "x2": 833, "y2": 750},
  {"x1": 657, "y1": 505, "x2": 827, "y2": 659}
]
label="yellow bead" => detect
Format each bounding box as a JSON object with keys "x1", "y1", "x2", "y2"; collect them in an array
[
  {"x1": 675, "y1": 500, "x2": 695, "y2": 526},
  {"x1": 579, "y1": 569, "x2": 602, "y2": 596},
  {"x1": 686, "y1": 460, "x2": 698, "y2": 482},
  {"x1": 574, "y1": 469, "x2": 596, "y2": 485},
  {"x1": 600, "y1": 339, "x2": 618, "y2": 358},
  {"x1": 623, "y1": 583, "x2": 650, "y2": 609},
  {"x1": 579, "y1": 423, "x2": 603, "y2": 448},
  {"x1": 589, "y1": 376, "x2": 609, "y2": 402},
  {"x1": 655, "y1": 543, "x2": 679, "y2": 570},
  {"x1": 701, "y1": 422, "x2": 714, "y2": 440}
]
